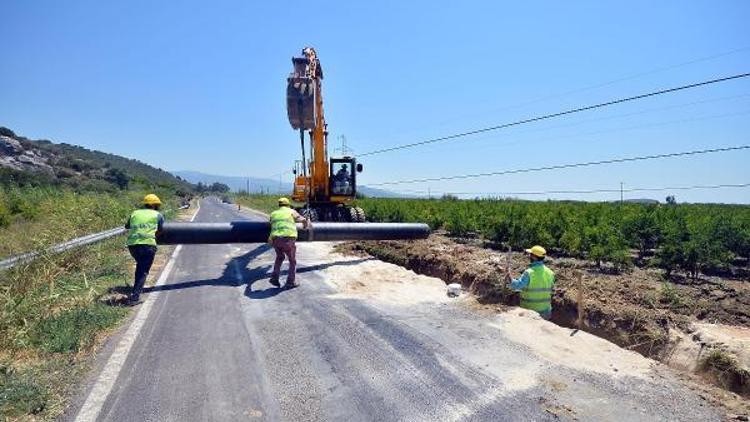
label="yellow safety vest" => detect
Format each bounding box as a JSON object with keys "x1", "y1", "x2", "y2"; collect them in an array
[
  {"x1": 127, "y1": 209, "x2": 161, "y2": 246},
  {"x1": 519, "y1": 264, "x2": 555, "y2": 313},
  {"x1": 270, "y1": 207, "x2": 297, "y2": 239}
]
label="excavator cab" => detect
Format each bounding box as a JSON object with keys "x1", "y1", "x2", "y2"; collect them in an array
[{"x1": 330, "y1": 157, "x2": 362, "y2": 199}]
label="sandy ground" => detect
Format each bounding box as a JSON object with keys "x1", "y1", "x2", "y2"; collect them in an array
[
  {"x1": 321, "y1": 242, "x2": 750, "y2": 418},
  {"x1": 321, "y1": 245, "x2": 655, "y2": 381}
]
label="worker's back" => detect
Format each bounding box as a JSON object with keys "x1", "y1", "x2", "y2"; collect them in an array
[
  {"x1": 270, "y1": 207, "x2": 298, "y2": 239},
  {"x1": 519, "y1": 264, "x2": 555, "y2": 315}
]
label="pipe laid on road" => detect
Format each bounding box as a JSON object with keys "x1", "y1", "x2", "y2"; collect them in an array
[{"x1": 156, "y1": 222, "x2": 430, "y2": 244}]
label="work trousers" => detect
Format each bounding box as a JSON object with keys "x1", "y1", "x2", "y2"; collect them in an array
[
  {"x1": 128, "y1": 245, "x2": 157, "y2": 300},
  {"x1": 271, "y1": 237, "x2": 297, "y2": 283}
]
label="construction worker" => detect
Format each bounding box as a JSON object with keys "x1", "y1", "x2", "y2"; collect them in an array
[
  {"x1": 269, "y1": 197, "x2": 310, "y2": 288},
  {"x1": 507, "y1": 245, "x2": 555, "y2": 320},
  {"x1": 333, "y1": 164, "x2": 351, "y2": 195},
  {"x1": 125, "y1": 194, "x2": 164, "y2": 305}
]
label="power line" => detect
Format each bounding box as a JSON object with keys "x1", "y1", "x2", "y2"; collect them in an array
[
  {"x1": 397, "y1": 183, "x2": 750, "y2": 197},
  {"x1": 366, "y1": 47, "x2": 750, "y2": 148},
  {"x1": 268, "y1": 98, "x2": 750, "y2": 184},
  {"x1": 507, "y1": 46, "x2": 750, "y2": 110},
  {"x1": 368, "y1": 145, "x2": 750, "y2": 186},
  {"x1": 360, "y1": 72, "x2": 750, "y2": 157},
  {"x1": 437, "y1": 109, "x2": 750, "y2": 155}
]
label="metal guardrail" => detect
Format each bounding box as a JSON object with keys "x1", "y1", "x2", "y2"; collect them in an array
[
  {"x1": 0, "y1": 227, "x2": 126, "y2": 270},
  {"x1": 0, "y1": 204, "x2": 190, "y2": 271}
]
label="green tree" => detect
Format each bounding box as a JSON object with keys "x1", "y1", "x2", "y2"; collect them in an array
[
  {"x1": 623, "y1": 208, "x2": 660, "y2": 260},
  {"x1": 105, "y1": 168, "x2": 130, "y2": 189}
]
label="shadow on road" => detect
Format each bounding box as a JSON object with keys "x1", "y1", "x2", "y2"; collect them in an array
[
  {"x1": 142, "y1": 244, "x2": 372, "y2": 300},
  {"x1": 143, "y1": 243, "x2": 272, "y2": 293},
  {"x1": 244, "y1": 257, "x2": 373, "y2": 300}
]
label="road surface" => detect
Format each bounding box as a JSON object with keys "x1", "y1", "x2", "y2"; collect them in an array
[{"x1": 66, "y1": 198, "x2": 723, "y2": 421}]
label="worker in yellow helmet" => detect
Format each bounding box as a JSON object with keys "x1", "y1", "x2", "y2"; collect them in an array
[
  {"x1": 268, "y1": 197, "x2": 310, "y2": 288},
  {"x1": 124, "y1": 194, "x2": 164, "y2": 305},
  {"x1": 507, "y1": 245, "x2": 556, "y2": 320}
]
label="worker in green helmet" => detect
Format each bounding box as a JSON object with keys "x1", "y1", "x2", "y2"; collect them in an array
[
  {"x1": 507, "y1": 245, "x2": 556, "y2": 320},
  {"x1": 269, "y1": 197, "x2": 310, "y2": 288},
  {"x1": 124, "y1": 194, "x2": 164, "y2": 305}
]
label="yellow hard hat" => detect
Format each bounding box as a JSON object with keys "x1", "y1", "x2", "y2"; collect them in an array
[
  {"x1": 278, "y1": 197, "x2": 290, "y2": 206},
  {"x1": 143, "y1": 194, "x2": 162, "y2": 206},
  {"x1": 525, "y1": 245, "x2": 546, "y2": 258}
]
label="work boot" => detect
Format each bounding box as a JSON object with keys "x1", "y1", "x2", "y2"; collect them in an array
[
  {"x1": 285, "y1": 280, "x2": 300, "y2": 289},
  {"x1": 269, "y1": 276, "x2": 281, "y2": 288}
]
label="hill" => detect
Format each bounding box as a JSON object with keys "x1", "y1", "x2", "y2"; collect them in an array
[
  {"x1": 0, "y1": 126, "x2": 193, "y2": 193},
  {"x1": 173, "y1": 170, "x2": 410, "y2": 198}
]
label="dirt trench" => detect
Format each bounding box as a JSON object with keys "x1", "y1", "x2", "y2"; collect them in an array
[{"x1": 336, "y1": 234, "x2": 750, "y2": 401}]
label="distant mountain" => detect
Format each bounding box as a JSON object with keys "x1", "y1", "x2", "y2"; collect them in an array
[
  {"x1": 0, "y1": 126, "x2": 193, "y2": 192},
  {"x1": 623, "y1": 198, "x2": 660, "y2": 204},
  {"x1": 173, "y1": 171, "x2": 288, "y2": 194},
  {"x1": 358, "y1": 186, "x2": 413, "y2": 198},
  {"x1": 173, "y1": 170, "x2": 410, "y2": 198}
]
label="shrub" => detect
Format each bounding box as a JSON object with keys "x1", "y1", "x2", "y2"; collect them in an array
[
  {"x1": 0, "y1": 370, "x2": 49, "y2": 417},
  {"x1": 31, "y1": 305, "x2": 126, "y2": 354}
]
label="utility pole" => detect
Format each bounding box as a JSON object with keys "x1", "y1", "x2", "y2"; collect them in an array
[
  {"x1": 620, "y1": 182, "x2": 624, "y2": 203},
  {"x1": 278, "y1": 174, "x2": 282, "y2": 193},
  {"x1": 246, "y1": 178, "x2": 250, "y2": 195},
  {"x1": 336, "y1": 135, "x2": 351, "y2": 156},
  {"x1": 428, "y1": 187, "x2": 431, "y2": 199}
]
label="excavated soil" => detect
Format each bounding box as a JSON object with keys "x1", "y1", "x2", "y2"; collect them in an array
[{"x1": 336, "y1": 234, "x2": 750, "y2": 400}]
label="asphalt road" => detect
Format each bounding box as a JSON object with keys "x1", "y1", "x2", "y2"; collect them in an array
[{"x1": 67, "y1": 198, "x2": 723, "y2": 421}]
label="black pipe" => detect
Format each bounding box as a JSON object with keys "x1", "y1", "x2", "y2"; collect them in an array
[{"x1": 156, "y1": 222, "x2": 430, "y2": 245}]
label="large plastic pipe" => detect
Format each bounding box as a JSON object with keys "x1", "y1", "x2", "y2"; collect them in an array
[{"x1": 156, "y1": 222, "x2": 430, "y2": 245}]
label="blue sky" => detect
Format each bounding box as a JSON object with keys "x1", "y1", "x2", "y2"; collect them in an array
[{"x1": 1, "y1": 0, "x2": 749, "y2": 203}]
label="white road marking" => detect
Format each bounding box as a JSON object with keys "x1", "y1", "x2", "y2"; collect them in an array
[{"x1": 75, "y1": 200, "x2": 201, "y2": 422}]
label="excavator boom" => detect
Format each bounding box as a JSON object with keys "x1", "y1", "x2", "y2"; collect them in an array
[{"x1": 285, "y1": 47, "x2": 365, "y2": 222}]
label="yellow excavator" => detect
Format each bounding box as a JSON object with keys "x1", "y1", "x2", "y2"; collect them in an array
[{"x1": 286, "y1": 47, "x2": 366, "y2": 222}]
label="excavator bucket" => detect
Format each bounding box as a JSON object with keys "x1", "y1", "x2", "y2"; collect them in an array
[
  {"x1": 287, "y1": 75, "x2": 315, "y2": 130},
  {"x1": 287, "y1": 55, "x2": 318, "y2": 130}
]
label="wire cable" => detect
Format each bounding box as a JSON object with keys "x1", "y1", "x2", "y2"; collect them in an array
[
  {"x1": 360, "y1": 73, "x2": 750, "y2": 157},
  {"x1": 397, "y1": 183, "x2": 750, "y2": 197},
  {"x1": 368, "y1": 145, "x2": 750, "y2": 186}
]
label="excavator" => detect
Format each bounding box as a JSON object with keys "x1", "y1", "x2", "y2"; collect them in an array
[{"x1": 286, "y1": 47, "x2": 366, "y2": 222}]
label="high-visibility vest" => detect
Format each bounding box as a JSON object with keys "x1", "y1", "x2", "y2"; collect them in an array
[
  {"x1": 519, "y1": 264, "x2": 555, "y2": 313},
  {"x1": 127, "y1": 209, "x2": 161, "y2": 246},
  {"x1": 270, "y1": 207, "x2": 297, "y2": 239}
]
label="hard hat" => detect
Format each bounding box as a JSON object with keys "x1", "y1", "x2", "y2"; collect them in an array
[
  {"x1": 143, "y1": 194, "x2": 162, "y2": 206},
  {"x1": 525, "y1": 245, "x2": 546, "y2": 258},
  {"x1": 278, "y1": 197, "x2": 290, "y2": 206}
]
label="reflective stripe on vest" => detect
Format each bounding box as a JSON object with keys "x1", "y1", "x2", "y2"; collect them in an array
[
  {"x1": 127, "y1": 209, "x2": 160, "y2": 246},
  {"x1": 519, "y1": 265, "x2": 555, "y2": 312},
  {"x1": 270, "y1": 207, "x2": 297, "y2": 239}
]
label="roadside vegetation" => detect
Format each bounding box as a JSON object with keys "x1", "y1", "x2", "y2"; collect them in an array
[
  {"x1": 355, "y1": 197, "x2": 750, "y2": 278},
  {"x1": 0, "y1": 127, "x2": 196, "y2": 420},
  {"x1": 0, "y1": 189, "x2": 186, "y2": 420},
  {"x1": 0, "y1": 238, "x2": 130, "y2": 419},
  {"x1": 0, "y1": 187, "x2": 181, "y2": 259}
]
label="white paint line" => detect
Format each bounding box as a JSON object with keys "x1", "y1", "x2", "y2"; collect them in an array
[{"x1": 75, "y1": 200, "x2": 201, "y2": 422}]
